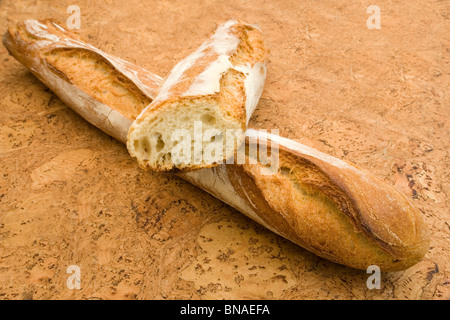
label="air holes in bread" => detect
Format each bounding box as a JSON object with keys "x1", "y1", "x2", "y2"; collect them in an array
[{"x1": 201, "y1": 114, "x2": 216, "y2": 125}]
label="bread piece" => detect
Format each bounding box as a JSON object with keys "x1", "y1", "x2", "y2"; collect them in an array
[
  {"x1": 126, "y1": 20, "x2": 267, "y2": 172},
  {"x1": 3, "y1": 19, "x2": 429, "y2": 270},
  {"x1": 2, "y1": 19, "x2": 162, "y2": 141},
  {"x1": 181, "y1": 130, "x2": 430, "y2": 270}
]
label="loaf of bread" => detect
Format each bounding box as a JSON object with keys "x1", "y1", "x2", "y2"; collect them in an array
[
  {"x1": 3, "y1": 19, "x2": 162, "y2": 142},
  {"x1": 127, "y1": 20, "x2": 267, "y2": 171},
  {"x1": 3, "y1": 19, "x2": 430, "y2": 271},
  {"x1": 181, "y1": 131, "x2": 430, "y2": 271}
]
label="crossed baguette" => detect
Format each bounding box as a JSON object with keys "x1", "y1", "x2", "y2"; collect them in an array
[{"x1": 2, "y1": 19, "x2": 430, "y2": 271}]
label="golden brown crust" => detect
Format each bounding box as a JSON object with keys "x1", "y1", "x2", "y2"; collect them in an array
[
  {"x1": 3, "y1": 19, "x2": 162, "y2": 142},
  {"x1": 5, "y1": 19, "x2": 162, "y2": 100},
  {"x1": 133, "y1": 21, "x2": 267, "y2": 123},
  {"x1": 43, "y1": 48, "x2": 152, "y2": 120},
  {"x1": 3, "y1": 19, "x2": 161, "y2": 111},
  {"x1": 225, "y1": 137, "x2": 430, "y2": 270}
]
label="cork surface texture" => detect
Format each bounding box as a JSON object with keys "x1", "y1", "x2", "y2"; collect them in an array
[{"x1": 0, "y1": 0, "x2": 448, "y2": 299}]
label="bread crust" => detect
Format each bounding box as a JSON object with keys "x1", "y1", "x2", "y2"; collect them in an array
[
  {"x1": 3, "y1": 19, "x2": 429, "y2": 270},
  {"x1": 3, "y1": 19, "x2": 162, "y2": 142},
  {"x1": 182, "y1": 130, "x2": 430, "y2": 270}
]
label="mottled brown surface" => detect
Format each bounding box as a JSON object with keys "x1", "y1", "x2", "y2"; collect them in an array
[{"x1": 0, "y1": 0, "x2": 448, "y2": 300}]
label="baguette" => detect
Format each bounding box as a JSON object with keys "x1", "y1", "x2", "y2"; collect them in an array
[
  {"x1": 127, "y1": 20, "x2": 267, "y2": 171},
  {"x1": 3, "y1": 19, "x2": 162, "y2": 142},
  {"x1": 181, "y1": 131, "x2": 430, "y2": 270},
  {"x1": 3, "y1": 19, "x2": 430, "y2": 270}
]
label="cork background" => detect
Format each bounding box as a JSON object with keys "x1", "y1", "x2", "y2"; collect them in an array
[{"x1": 0, "y1": 0, "x2": 448, "y2": 300}]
